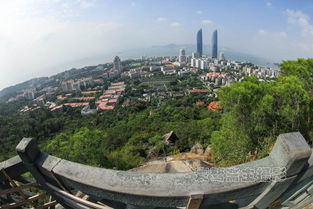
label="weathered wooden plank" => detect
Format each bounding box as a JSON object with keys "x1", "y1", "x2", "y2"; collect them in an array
[
  {"x1": 1, "y1": 168, "x2": 27, "y2": 200},
  {"x1": 30, "y1": 200, "x2": 58, "y2": 209},
  {"x1": 46, "y1": 183, "x2": 110, "y2": 209},
  {"x1": 14, "y1": 176, "x2": 36, "y2": 184},
  {"x1": 0, "y1": 193, "x2": 47, "y2": 209},
  {"x1": 186, "y1": 194, "x2": 203, "y2": 209},
  {"x1": 0, "y1": 182, "x2": 37, "y2": 195}
]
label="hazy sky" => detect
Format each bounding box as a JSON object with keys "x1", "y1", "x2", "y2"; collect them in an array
[{"x1": 0, "y1": 0, "x2": 313, "y2": 90}]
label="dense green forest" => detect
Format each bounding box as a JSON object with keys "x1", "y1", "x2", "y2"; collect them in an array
[
  {"x1": 0, "y1": 58, "x2": 312, "y2": 169},
  {"x1": 211, "y1": 58, "x2": 313, "y2": 165},
  {"x1": 45, "y1": 104, "x2": 219, "y2": 170},
  {"x1": 0, "y1": 95, "x2": 220, "y2": 169}
]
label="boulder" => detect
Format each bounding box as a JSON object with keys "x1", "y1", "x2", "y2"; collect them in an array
[
  {"x1": 162, "y1": 131, "x2": 179, "y2": 145},
  {"x1": 190, "y1": 143, "x2": 204, "y2": 154},
  {"x1": 204, "y1": 145, "x2": 212, "y2": 159}
]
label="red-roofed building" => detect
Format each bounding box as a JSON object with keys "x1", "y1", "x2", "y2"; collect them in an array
[
  {"x1": 104, "y1": 89, "x2": 117, "y2": 95},
  {"x1": 103, "y1": 105, "x2": 115, "y2": 110},
  {"x1": 108, "y1": 86, "x2": 126, "y2": 91},
  {"x1": 162, "y1": 69, "x2": 176, "y2": 75},
  {"x1": 97, "y1": 101, "x2": 115, "y2": 110},
  {"x1": 115, "y1": 88, "x2": 125, "y2": 93},
  {"x1": 57, "y1": 95, "x2": 67, "y2": 100},
  {"x1": 97, "y1": 101, "x2": 108, "y2": 110},
  {"x1": 99, "y1": 95, "x2": 112, "y2": 99},
  {"x1": 111, "y1": 82, "x2": 125, "y2": 86},
  {"x1": 104, "y1": 69, "x2": 120, "y2": 79},
  {"x1": 196, "y1": 101, "x2": 205, "y2": 106},
  {"x1": 191, "y1": 68, "x2": 199, "y2": 73},
  {"x1": 108, "y1": 99, "x2": 118, "y2": 104},
  {"x1": 207, "y1": 101, "x2": 222, "y2": 112},
  {"x1": 51, "y1": 105, "x2": 64, "y2": 112},
  {"x1": 187, "y1": 89, "x2": 209, "y2": 94},
  {"x1": 72, "y1": 97, "x2": 95, "y2": 101},
  {"x1": 64, "y1": 103, "x2": 89, "y2": 108},
  {"x1": 81, "y1": 90, "x2": 101, "y2": 95}
]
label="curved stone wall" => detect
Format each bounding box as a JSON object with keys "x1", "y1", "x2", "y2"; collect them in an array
[{"x1": 1, "y1": 132, "x2": 313, "y2": 209}]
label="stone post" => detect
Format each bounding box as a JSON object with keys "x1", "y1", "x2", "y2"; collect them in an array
[
  {"x1": 250, "y1": 132, "x2": 312, "y2": 209},
  {"x1": 16, "y1": 138, "x2": 73, "y2": 209}
]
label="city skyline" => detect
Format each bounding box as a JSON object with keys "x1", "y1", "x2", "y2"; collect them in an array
[{"x1": 0, "y1": 0, "x2": 313, "y2": 90}]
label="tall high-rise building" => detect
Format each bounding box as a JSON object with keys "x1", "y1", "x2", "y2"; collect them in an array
[
  {"x1": 197, "y1": 29, "x2": 203, "y2": 57},
  {"x1": 61, "y1": 80, "x2": 74, "y2": 92},
  {"x1": 179, "y1": 49, "x2": 186, "y2": 56},
  {"x1": 212, "y1": 30, "x2": 218, "y2": 59},
  {"x1": 178, "y1": 49, "x2": 187, "y2": 63},
  {"x1": 192, "y1": 52, "x2": 199, "y2": 59},
  {"x1": 23, "y1": 90, "x2": 35, "y2": 100},
  {"x1": 219, "y1": 52, "x2": 225, "y2": 61},
  {"x1": 113, "y1": 56, "x2": 122, "y2": 72}
]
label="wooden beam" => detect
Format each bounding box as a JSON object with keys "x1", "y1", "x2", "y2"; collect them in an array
[
  {"x1": 49, "y1": 171, "x2": 72, "y2": 194},
  {"x1": 0, "y1": 182, "x2": 38, "y2": 195},
  {"x1": 186, "y1": 194, "x2": 203, "y2": 209},
  {"x1": 1, "y1": 168, "x2": 27, "y2": 200},
  {"x1": 46, "y1": 183, "x2": 110, "y2": 209},
  {"x1": 30, "y1": 200, "x2": 58, "y2": 209},
  {"x1": 0, "y1": 193, "x2": 47, "y2": 209},
  {"x1": 48, "y1": 196, "x2": 56, "y2": 209}
]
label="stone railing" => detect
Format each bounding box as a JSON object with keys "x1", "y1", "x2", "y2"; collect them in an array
[{"x1": 2, "y1": 132, "x2": 313, "y2": 209}]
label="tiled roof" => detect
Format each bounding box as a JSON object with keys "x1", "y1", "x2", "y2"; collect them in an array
[
  {"x1": 187, "y1": 89, "x2": 209, "y2": 94},
  {"x1": 196, "y1": 101, "x2": 205, "y2": 106},
  {"x1": 99, "y1": 95, "x2": 112, "y2": 99},
  {"x1": 98, "y1": 101, "x2": 115, "y2": 110},
  {"x1": 111, "y1": 82, "x2": 125, "y2": 86},
  {"x1": 81, "y1": 90, "x2": 101, "y2": 95},
  {"x1": 108, "y1": 99, "x2": 118, "y2": 103},
  {"x1": 51, "y1": 105, "x2": 63, "y2": 111},
  {"x1": 207, "y1": 101, "x2": 222, "y2": 112},
  {"x1": 104, "y1": 90, "x2": 116, "y2": 94},
  {"x1": 64, "y1": 103, "x2": 89, "y2": 107},
  {"x1": 72, "y1": 97, "x2": 95, "y2": 101}
]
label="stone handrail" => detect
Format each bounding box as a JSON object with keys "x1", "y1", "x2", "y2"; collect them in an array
[{"x1": 1, "y1": 132, "x2": 313, "y2": 208}]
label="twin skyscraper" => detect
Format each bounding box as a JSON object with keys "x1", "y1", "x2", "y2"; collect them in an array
[{"x1": 196, "y1": 29, "x2": 218, "y2": 58}]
